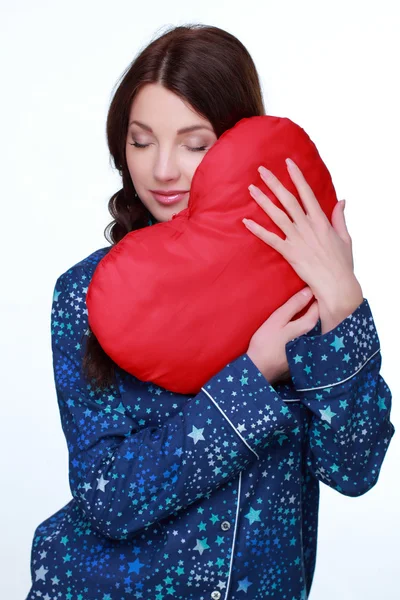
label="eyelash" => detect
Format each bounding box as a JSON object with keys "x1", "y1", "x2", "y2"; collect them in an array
[{"x1": 129, "y1": 141, "x2": 208, "y2": 152}]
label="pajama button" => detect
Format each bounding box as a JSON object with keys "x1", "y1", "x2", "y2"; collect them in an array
[
  {"x1": 211, "y1": 591, "x2": 221, "y2": 600},
  {"x1": 221, "y1": 521, "x2": 231, "y2": 531}
]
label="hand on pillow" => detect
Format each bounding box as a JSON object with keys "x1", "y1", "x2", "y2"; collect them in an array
[{"x1": 86, "y1": 115, "x2": 338, "y2": 393}]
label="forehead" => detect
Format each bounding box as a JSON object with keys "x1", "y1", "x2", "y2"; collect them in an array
[{"x1": 128, "y1": 83, "x2": 214, "y2": 135}]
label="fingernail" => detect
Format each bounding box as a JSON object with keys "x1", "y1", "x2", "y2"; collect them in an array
[
  {"x1": 301, "y1": 287, "x2": 312, "y2": 297},
  {"x1": 242, "y1": 218, "x2": 255, "y2": 230},
  {"x1": 258, "y1": 166, "x2": 273, "y2": 180},
  {"x1": 341, "y1": 199, "x2": 346, "y2": 210},
  {"x1": 286, "y1": 158, "x2": 295, "y2": 169}
]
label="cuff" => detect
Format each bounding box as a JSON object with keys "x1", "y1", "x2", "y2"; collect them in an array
[
  {"x1": 285, "y1": 298, "x2": 381, "y2": 392},
  {"x1": 201, "y1": 354, "x2": 296, "y2": 457}
]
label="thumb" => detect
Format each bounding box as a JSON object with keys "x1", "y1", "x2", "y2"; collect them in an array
[{"x1": 331, "y1": 199, "x2": 350, "y2": 241}]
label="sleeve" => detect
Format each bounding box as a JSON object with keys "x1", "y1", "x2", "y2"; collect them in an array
[
  {"x1": 51, "y1": 265, "x2": 297, "y2": 541},
  {"x1": 285, "y1": 297, "x2": 395, "y2": 497}
]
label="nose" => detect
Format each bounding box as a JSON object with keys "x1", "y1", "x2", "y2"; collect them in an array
[{"x1": 153, "y1": 148, "x2": 180, "y2": 182}]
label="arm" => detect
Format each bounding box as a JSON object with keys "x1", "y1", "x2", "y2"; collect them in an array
[
  {"x1": 52, "y1": 264, "x2": 296, "y2": 541},
  {"x1": 285, "y1": 297, "x2": 395, "y2": 496}
]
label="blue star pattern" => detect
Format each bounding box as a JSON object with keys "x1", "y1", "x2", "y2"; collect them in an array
[
  {"x1": 285, "y1": 297, "x2": 395, "y2": 496},
  {"x1": 25, "y1": 245, "x2": 395, "y2": 599}
]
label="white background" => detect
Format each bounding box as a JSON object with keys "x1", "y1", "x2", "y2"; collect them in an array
[{"x1": 1, "y1": 1, "x2": 399, "y2": 598}]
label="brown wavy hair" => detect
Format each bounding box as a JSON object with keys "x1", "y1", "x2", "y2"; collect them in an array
[{"x1": 82, "y1": 23, "x2": 266, "y2": 388}]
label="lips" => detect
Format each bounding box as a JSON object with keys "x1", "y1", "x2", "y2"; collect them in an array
[{"x1": 151, "y1": 191, "x2": 188, "y2": 205}]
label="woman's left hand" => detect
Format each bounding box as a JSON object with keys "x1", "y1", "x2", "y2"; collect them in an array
[{"x1": 242, "y1": 158, "x2": 364, "y2": 334}]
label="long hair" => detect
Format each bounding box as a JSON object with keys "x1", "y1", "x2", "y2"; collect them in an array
[{"x1": 82, "y1": 23, "x2": 266, "y2": 388}]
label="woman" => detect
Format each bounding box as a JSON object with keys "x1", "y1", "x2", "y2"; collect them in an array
[{"x1": 26, "y1": 23, "x2": 395, "y2": 600}]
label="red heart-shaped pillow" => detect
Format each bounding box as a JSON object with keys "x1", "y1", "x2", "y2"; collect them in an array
[{"x1": 86, "y1": 115, "x2": 338, "y2": 394}]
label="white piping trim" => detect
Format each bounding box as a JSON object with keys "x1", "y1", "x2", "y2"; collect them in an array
[
  {"x1": 296, "y1": 347, "x2": 381, "y2": 392},
  {"x1": 201, "y1": 387, "x2": 260, "y2": 460},
  {"x1": 223, "y1": 470, "x2": 242, "y2": 600}
]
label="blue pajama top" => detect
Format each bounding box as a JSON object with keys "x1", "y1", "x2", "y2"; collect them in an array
[{"x1": 26, "y1": 244, "x2": 395, "y2": 600}]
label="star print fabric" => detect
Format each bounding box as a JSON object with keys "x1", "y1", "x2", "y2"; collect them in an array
[
  {"x1": 26, "y1": 246, "x2": 395, "y2": 600},
  {"x1": 285, "y1": 302, "x2": 394, "y2": 497}
]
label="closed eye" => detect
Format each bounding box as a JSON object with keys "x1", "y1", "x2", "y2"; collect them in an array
[
  {"x1": 129, "y1": 141, "x2": 208, "y2": 152},
  {"x1": 129, "y1": 141, "x2": 149, "y2": 148}
]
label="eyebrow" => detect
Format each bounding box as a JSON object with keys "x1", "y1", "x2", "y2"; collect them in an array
[{"x1": 129, "y1": 120, "x2": 214, "y2": 135}]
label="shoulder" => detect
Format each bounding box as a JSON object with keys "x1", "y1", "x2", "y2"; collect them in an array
[
  {"x1": 51, "y1": 246, "x2": 113, "y2": 352},
  {"x1": 55, "y1": 245, "x2": 112, "y2": 289}
]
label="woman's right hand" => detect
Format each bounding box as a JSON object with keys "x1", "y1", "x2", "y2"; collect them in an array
[{"x1": 246, "y1": 287, "x2": 320, "y2": 385}]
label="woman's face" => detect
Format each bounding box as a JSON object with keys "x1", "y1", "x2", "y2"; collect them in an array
[{"x1": 125, "y1": 83, "x2": 218, "y2": 223}]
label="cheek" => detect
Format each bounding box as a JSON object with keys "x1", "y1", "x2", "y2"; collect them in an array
[
  {"x1": 184, "y1": 152, "x2": 208, "y2": 181},
  {"x1": 126, "y1": 149, "x2": 147, "y2": 182}
]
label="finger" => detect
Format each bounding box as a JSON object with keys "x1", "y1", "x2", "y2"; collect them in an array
[
  {"x1": 257, "y1": 166, "x2": 308, "y2": 226},
  {"x1": 277, "y1": 287, "x2": 314, "y2": 322},
  {"x1": 249, "y1": 184, "x2": 294, "y2": 236},
  {"x1": 242, "y1": 218, "x2": 287, "y2": 255},
  {"x1": 286, "y1": 300, "x2": 319, "y2": 339},
  {"x1": 285, "y1": 159, "x2": 331, "y2": 225},
  {"x1": 331, "y1": 200, "x2": 352, "y2": 243}
]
